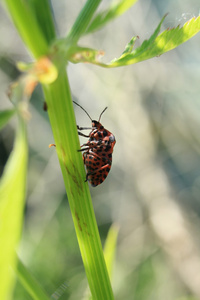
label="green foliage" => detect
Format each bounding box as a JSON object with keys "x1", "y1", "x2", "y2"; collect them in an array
[
  {"x1": 16, "y1": 258, "x2": 49, "y2": 300},
  {"x1": 0, "y1": 118, "x2": 27, "y2": 300},
  {"x1": 42, "y1": 71, "x2": 114, "y2": 300},
  {"x1": 85, "y1": 0, "x2": 138, "y2": 34},
  {"x1": 28, "y1": 0, "x2": 56, "y2": 44},
  {"x1": 1, "y1": 0, "x2": 200, "y2": 299},
  {"x1": 104, "y1": 224, "x2": 119, "y2": 279},
  {"x1": 111, "y1": 15, "x2": 200, "y2": 66},
  {"x1": 0, "y1": 109, "x2": 16, "y2": 130},
  {"x1": 67, "y1": 14, "x2": 200, "y2": 67},
  {"x1": 4, "y1": 0, "x2": 49, "y2": 57}
]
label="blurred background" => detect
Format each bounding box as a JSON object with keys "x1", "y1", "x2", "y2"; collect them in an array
[{"x1": 1, "y1": 0, "x2": 200, "y2": 299}]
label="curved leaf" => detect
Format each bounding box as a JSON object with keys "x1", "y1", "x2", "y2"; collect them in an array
[
  {"x1": 0, "y1": 118, "x2": 27, "y2": 300},
  {"x1": 111, "y1": 15, "x2": 200, "y2": 66},
  {"x1": 68, "y1": 15, "x2": 200, "y2": 67}
]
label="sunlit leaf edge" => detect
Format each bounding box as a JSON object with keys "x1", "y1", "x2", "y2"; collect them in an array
[
  {"x1": 69, "y1": 15, "x2": 200, "y2": 68},
  {"x1": 110, "y1": 15, "x2": 200, "y2": 66},
  {"x1": 85, "y1": 0, "x2": 138, "y2": 34}
]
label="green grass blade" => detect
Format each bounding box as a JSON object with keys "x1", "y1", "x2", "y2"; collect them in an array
[
  {"x1": 0, "y1": 117, "x2": 28, "y2": 300},
  {"x1": 0, "y1": 109, "x2": 16, "y2": 130},
  {"x1": 3, "y1": 0, "x2": 49, "y2": 57},
  {"x1": 86, "y1": 0, "x2": 138, "y2": 34},
  {"x1": 16, "y1": 257, "x2": 49, "y2": 300},
  {"x1": 43, "y1": 69, "x2": 114, "y2": 300},
  {"x1": 83, "y1": 224, "x2": 119, "y2": 300},
  {"x1": 104, "y1": 224, "x2": 119, "y2": 279},
  {"x1": 66, "y1": 0, "x2": 101, "y2": 44}
]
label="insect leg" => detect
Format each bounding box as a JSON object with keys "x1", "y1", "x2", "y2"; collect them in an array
[
  {"x1": 77, "y1": 131, "x2": 90, "y2": 138},
  {"x1": 77, "y1": 125, "x2": 91, "y2": 130},
  {"x1": 78, "y1": 147, "x2": 90, "y2": 152},
  {"x1": 77, "y1": 143, "x2": 104, "y2": 152}
]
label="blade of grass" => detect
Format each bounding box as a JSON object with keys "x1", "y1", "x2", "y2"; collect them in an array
[
  {"x1": 104, "y1": 224, "x2": 119, "y2": 279},
  {"x1": 85, "y1": 0, "x2": 138, "y2": 34},
  {"x1": 16, "y1": 257, "x2": 49, "y2": 300},
  {"x1": 42, "y1": 69, "x2": 114, "y2": 300},
  {"x1": 66, "y1": 0, "x2": 101, "y2": 44},
  {"x1": 0, "y1": 117, "x2": 27, "y2": 300}
]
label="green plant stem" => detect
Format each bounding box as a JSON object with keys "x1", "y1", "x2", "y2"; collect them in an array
[
  {"x1": 3, "y1": 0, "x2": 48, "y2": 57},
  {"x1": 42, "y1": 68, "x2": 114, "y2": 300},
  {"x1": 3, "y1": 0, "x2": 114, "y2": 298},
  {"x1": 29, "y1": 0, "x2": 56, "y2": 44},
  {"x1": 66, "y1": 0, "x2": 102, "y2": 44}
]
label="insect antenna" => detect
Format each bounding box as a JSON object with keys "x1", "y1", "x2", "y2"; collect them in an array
[
  {"x1": 73, "y1": 101, "x2": 92, "y2": 121},
  {"x1": 98, "y1": 107, "x2": 108, "y2": 122}
]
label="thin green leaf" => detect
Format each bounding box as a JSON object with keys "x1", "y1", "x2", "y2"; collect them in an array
[
  {"x1": 66, "y1": 0, "x2": 101, "y2": 44},
  {"x1": 121, "y1": 36, "x2": 138, "y2": 55},
  {"x1": 68, "y1": 15, "x2": 200, "y2": 68},
  {"x1": 0, "y1": 109, "x2": 16, "y2": 130},
  {"x1": 104, "y1": 224, "x2": 119, "y2": 279},
  {"x1": 111, "y1": 15, "x2": 200, "y2": 66},
  {"x1": 16, "y1": 257, "x2": 49, "y2": 300},
  {"x1": 85, "y1": 0, "x2": 138, "y2": 34},
  {"x1": 0, "y1": 117, "x2": 27, "y2": 300}
]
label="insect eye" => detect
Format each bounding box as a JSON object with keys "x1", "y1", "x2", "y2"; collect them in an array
[{"x1": 109, "y1": 135, "x2": 115, "y2": 142}]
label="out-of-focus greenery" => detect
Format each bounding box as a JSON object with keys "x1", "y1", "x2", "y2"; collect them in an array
[{"x1": 1, "y1": 0, "x2": 200, "y2": 299}]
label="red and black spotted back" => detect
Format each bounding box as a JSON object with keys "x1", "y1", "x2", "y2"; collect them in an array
[{"x1": 74, "y1": 101, "x2": 116, "y2": 187}]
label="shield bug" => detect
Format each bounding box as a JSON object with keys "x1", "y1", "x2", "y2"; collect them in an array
[{"x1": 74, "y1": 101, "x2": 116, "y2": 187}]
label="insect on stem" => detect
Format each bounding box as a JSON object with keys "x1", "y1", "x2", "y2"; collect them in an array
[{"x1": 74, "y1": 101, "x2": 116, "y2": 187}]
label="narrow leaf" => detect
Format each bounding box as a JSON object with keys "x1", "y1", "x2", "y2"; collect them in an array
[
  {"x1": 0, "y1": 109, "x2": 16, "y2": 130},
  {"x1": 86, "y1": 0, "x2": 138, "y2": 34},
  {"x1": 0, "y1": 117, "x2": 27, "y2": 300},
  {"x1": 68, "y1": 15, "x2": 200, "y2": 68},
  {"x1": 66, "y1": 0, "x2": 101, "y2": 43},
  {"x1": 104, "y1": 224, "x2": 119, "y2": 279},
  {"x1": 121, "y1": 36, "x2": 138, "y2": 56},
  {"x1": 16, "y1": 257, "x2": 49, "y2": 300},
  {"x1": 110, "y1": 15, "x2": 200, "y2": 66}
]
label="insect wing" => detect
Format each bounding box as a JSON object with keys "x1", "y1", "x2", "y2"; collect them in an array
[{"x1": 83, "y1": 152, "x2": 112, "y2": 186}]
